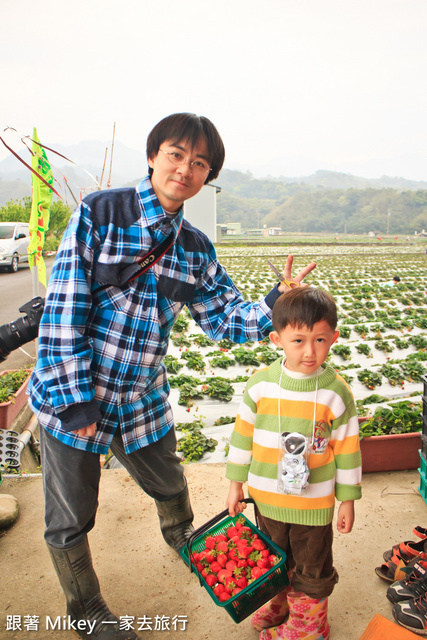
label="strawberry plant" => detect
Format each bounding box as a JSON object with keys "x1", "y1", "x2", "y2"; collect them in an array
[
  {"x1": 357, "y1": 369, "x2": 382, "y2": 389},
  {"x1": 169, "y1": 374, "x2": 202, "y2": 388},
  {"x1": 218, "y1": 339, "x2": 234, "y2": 349},
  {"x1": 232, "y1": 347, "x2": 260, "y2": 367},
  {"x1": 203, "y1": 378, "x2": 234, "y2": 403},
  {"x1": 181, "y1": 350, "x2": 206, "y2": 372},
  {"x1": 374, "y1": 340, "x2": 394, "y2": 353},
  {"x1": 191, "y1": 333, "x2": 215, "y2": 347},
  {"x1": 359, "y1": 401, "x2": 422, "y2": 437},
  {"x1": 355, "y1": 343, "x2": 372, "y2": 357},
  {"x1": 171, "y1": 334, "x2": 191, "y2": 347},
  {"x1": 177, "y1": 382, "x2": 204, "y2": 407},
  {"x1": 0, "y1": 369, "x2": 31, "y2": 403},
  {"x1": 399, "y1": 358, "x2": 425, "y2": 382},
  {"x1": 380, "y1": 364, "x2": 405, "y2": 387},
  {"x1": 214, "y1": 416, "x2": 236, "y2": 426},
  {"x1": 338, "y1": 326, "x2": 351, "y2": 339},
  {"x1": 209, "y1": 354, "x2": 236, "y2": 369},
  {"x1": 408, "y1": 334, "x2": 427, "y2": 349},
  {"x1": 177, "y1": 428, "x2": 218, "y2": 462},
  {"x1": 176, "y1": 416, "x2": 206, "y2": 432},
  {"x1": 164, "y1": 355, "x2": 183, "y2": 374},
  {"x1": 173, "y1": 315, "x2": 190, "y2": 332},
  {"x1": 332, "y1": 344, "x2": 351, "y2": 360},
  {"x1": 254, "y1": 345, "x2": 280, "y2": 365}
]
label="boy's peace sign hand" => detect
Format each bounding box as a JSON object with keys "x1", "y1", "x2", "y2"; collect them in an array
[{"x1": 277, "y1": 254, "x2": 317, "y2": 293}]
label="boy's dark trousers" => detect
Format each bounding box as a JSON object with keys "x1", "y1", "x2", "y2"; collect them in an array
[{"x1": 255, "y1": 508, "x2": 339, "y2": 599}]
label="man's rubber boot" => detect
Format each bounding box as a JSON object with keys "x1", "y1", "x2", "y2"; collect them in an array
[
  {"x1": 47, "y1": 537, "x2": 140, "y2": 640},
  {"x1": 155, "y1": 484, "x2": 195, "y2": 554}
]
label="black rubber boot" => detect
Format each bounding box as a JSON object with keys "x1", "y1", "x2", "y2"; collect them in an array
[
  {"x1": 155, "y1": 484, "x2": 195, "y2": 553},
  {"x1": 47, "y1": 537, "x2": 140, "y2": 640}
]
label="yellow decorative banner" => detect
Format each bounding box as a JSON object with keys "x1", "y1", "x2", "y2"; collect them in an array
[{"x1": 28, "y1": 128, "x2": 53, "y2": 287}]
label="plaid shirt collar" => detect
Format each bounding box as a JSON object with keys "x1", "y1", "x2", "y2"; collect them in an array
[{"x1": 136, "y1": 176, "x2": 184, "y2": 235}]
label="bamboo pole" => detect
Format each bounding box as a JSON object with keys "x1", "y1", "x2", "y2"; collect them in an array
[{"x1": 107, "y1": 122, "x2": 116, "y2": 189}]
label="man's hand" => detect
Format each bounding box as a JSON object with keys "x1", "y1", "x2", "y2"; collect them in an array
[
  {"x1": 72, "y1": 423, "x2": 97, "y2": 437},
  {"x1": 278, "y1": 254, "x2": 316, "y2": 293}
]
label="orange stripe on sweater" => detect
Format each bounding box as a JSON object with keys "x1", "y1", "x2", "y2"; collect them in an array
[
  {"x1": 258, "y1": 397, "x2": 335, "y2": 422},
  {"x1": 249, "y1": 486, "x2": 335, "y2": 510}
]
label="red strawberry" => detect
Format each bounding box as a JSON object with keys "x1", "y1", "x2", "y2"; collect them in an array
[
  {"x1": 237, "y1": 559, "x2": 248, "y2": 568},
  {"x1": 224, "y1": 578, "x2": 237, "y2": 594},
  {"x1": 217, "y1": 553, "x2": 228, "y2": 568},
  {"x1": 238, "y1": 545, "x2": 254, "y2": 558},
  {"x1": 205, "y1": 536, "x2": 216, "y2": 550},
  {"x1": 209, "y1": 561, "x2": 222, "y2": 574},
  {"x1": 204, "y1": 551, "x2": 216, "y2": 564},
  {"x1": 225, "y1": 560, "x2": 237, "y2": 572},
  {"x1": 217, "y1": 569, "x2": 233, "y2": 584},
  {"x1": 213, "y1": 583, "x2": 225, "y2": 598},
  {"x1": 205, "y1": 574, "x2": 217, "y2": 587},
  {"x1": 219, "y1": 591, "x2": 231, "y2": 601},
  {"x1": 232, "y1": 588, "x2": 242, "y2": 596},
  {"x1": 216, "y1": 541, "x2": 228, "y2": 553},
  {"x1": 268, "y1": 554, "x2": 279, "y2": 565},
  {"x1": 216, "y1": 534, "x2": 228, "y2": 542},
  {"x1": 251, "y1": 566, "x2": 263, "y2": 580},
  {"x1": 236, "y1": 576, "x2": 248, "y2": 589},
  {"x1": 227, "y1": 526, "x2": 238, "y2": 539},
  {"x1": 256, "y1": 558, "x2": 271, "y2": 569},
  {"x1": 252, "y1": 539, "x2": 267, "y2": 551}
]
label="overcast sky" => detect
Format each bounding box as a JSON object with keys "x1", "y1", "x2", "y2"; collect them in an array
[{"x1": 1, "y1": 0, "x2": 427, "y2": 180}]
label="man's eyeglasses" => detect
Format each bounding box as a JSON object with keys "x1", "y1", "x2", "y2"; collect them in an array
[{"x1": 158, "y1": 148, "x2": 211, "y2": 174}]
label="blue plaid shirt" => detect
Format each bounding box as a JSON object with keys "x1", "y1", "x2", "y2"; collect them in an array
[{"x1": 28, "y1": 177, "x2": 281, "y2": 454}]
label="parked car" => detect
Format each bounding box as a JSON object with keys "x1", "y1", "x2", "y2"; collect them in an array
[{"x1": 0, "y1": 222, "x2": 30, "y2": 272}]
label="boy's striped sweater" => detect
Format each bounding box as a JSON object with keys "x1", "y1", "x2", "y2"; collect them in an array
[{"x1": 226, "y1": 359, "x2": 362, "y2": 526}]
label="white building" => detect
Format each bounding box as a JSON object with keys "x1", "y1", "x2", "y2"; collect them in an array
[{"x1": 184, "y1": 184, "x2": 221, "y2": 243}]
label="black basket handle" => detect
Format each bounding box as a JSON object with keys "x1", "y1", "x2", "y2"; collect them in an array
[{"x1": 185, "y1": 498, "x2": 255, "y2": 583}]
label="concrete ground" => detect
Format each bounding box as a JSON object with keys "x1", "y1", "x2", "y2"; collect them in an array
[{"x1": 0, "y1": 465, "x2": 425, "y2": 640}]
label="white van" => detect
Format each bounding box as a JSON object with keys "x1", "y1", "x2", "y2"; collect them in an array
[{"x1": 0, "y1": 222, "x2": 30, "y2": 272}]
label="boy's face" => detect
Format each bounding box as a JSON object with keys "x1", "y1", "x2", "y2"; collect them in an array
[
  {"x1": 269, "y1": 320, "x2": 339, "y2": 375},
  {"x1": 148, "y1": 137, "x2": 210, "y2": 212}
]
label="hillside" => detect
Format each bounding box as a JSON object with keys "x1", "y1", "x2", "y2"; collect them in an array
[
  {"x1": 1, "y1": 142, "x2": 427, "y2": 234},
  {"x1": 215, "y1": 170, "x2": 427, "y2": 234}
]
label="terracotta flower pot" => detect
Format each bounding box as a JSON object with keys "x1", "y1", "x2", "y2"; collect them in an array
[
  {"x1": 359, "y1": 425, "x2": 421, "y2": 473},
  {"x1": 0, "y1": 370, "x2": 32, "y2": 430}
]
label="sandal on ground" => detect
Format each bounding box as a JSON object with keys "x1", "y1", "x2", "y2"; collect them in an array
[
  {"x1": 375, "y1": 553, "x2": 427, "y2": 584},
  {"x1": 383, "y1": 537, "x2": 427, "y2": 563}
]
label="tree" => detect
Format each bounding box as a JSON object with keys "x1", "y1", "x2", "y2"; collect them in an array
[{"x1": 0, "y1": 196, "x2": 72, "y2": 251}]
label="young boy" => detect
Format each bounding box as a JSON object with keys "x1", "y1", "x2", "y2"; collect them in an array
[{"x1": 226, "y1": 287, "x2": 362, "y2": 640}]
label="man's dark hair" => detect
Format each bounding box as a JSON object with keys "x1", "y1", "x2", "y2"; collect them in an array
[
  {"x1": 393, "y1": 275, "x2": 401, "y2": 282},
  {"x1": 272, "y1": 287, "x2": 338, "y2": 333},
  {"x1": 146, "y1": 113, "x2": 225, "y2": 183}
]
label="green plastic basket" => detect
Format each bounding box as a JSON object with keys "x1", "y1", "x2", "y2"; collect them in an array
[{"x1": 180, "y1": 499, "x2": 288, "y2": 623}]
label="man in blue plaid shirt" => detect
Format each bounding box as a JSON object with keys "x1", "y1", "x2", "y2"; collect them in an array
[{"x1": 28, "y1": 113, "x2": 315, "y2": 640}]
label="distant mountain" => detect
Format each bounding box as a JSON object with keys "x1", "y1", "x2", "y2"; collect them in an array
[
  {"x1": 270, "y1": 169, "x2": 427, "y2": 191},
  {"x1": 1, "y1": 140, "x2": 427, "y2": 207}
]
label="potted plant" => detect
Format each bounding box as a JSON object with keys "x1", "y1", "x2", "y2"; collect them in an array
[
  {"x1": 0, "y1": 369, "x2": 32, "y2": 430},
  {"x1": 359, "y1": 400, "x2": 422, "y2": 473}
]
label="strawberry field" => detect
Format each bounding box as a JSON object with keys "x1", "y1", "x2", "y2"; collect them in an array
[{"x1": 170, "y1": 244, "x2": 427, "y2": 463}]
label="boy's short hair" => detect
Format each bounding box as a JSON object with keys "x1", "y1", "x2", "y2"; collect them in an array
[
  {"x1": 146, "y1": 112, "x2": 225, "y2": 183},
  {"x1": 272, "y1": 287, "x2": 338, "y2": 332}
]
